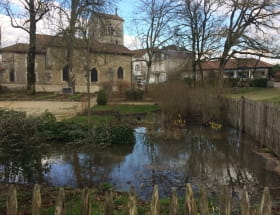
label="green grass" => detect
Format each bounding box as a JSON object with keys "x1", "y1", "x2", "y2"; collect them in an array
[
  {"x1": 68, "y1": 104, "x2": 160, "y2": 126},
  {"x1": 92, "y1": 104, "x2": 159, "y2": 115},
  {"x1": 67, "y1": 115, "x2": 115, "y2": 126},
  {"x1": 228, "y1": 87, "x2": 280, "y2": 104}
]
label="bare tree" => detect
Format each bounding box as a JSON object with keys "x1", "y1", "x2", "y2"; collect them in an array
[
  {"x1": 134, "y1": 0, "x2": 176, "y2": 91},
  {"x1": 55, "y1": 0, "x2": 117, "y2": 92},
  {"x1": 1, "y1": 0, "x2": 53, "y2": 94},
  {"x1": 176, "y1": 0, "x2": 220, "y2": 86},
  {"x1": 217, "y1": 0, "x2": 280, "y2": 88}
]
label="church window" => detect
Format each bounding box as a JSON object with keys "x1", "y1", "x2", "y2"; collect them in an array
[
  {"x1": 105, "y1": 24, "x2": 115, "y2": 36},
  {"x1": 91, "y1": 68, "x2": 98, "y2": 82},
  {"x1": 117, "y1": 67, "x2": 124, "y2": 79},
  {"x1": 62, "y1": 65, "x2": 69, "y2": 81},
  {"x1": 135, "y1": 64, "x2": 140, "y2": 71},
  {"x1": 9, "y1": 68, "x2": 15, "y2": 82}
]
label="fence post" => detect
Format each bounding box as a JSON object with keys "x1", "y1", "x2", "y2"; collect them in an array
[
  {"x1": 219, "y1": 185, "x2": 231, "y2": 215},
  {"x1": 32, "y1": 184, "x2": 41, "y2": 215},
  {"x1": 81, "y1": 188, "x2": 91, "y2": 215},
  {"x1": 151, "y1": 185, "x2": 159, "y2": 215},
  {"x1": 169, "y1": 187, "x2": 178, "y2": 215},
  {"x1": 241, "y1": 186, "x2": 250, "y2": 215},
  {"x1": 184, "y1": 183, "x2": 197, "y2": 215},
  {"x1": 7, "y1": 184, "x2": 17, "y2": 215},
  {"x1": 104, "y1": 189, "x2": 113, "y2": 215},
  {"x1": 240, "y1": 96, "x2": 245, "y2": 132},
  {"x1": 55, "y1": 188, "x2": 65, "y2": 215},
  {"x1": 128, "y1": 186, "x2": 138, "y2": 215},
  {"x1": 258, "y1": 187, "x2": 272, "y2": 215},
  {"x1": 199, "y1": 185, "x2": 209, "y2": 215}
]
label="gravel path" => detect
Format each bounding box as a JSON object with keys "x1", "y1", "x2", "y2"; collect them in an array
[{"x1": 0, "y1": 99, "x2": 96, "y2": 120}]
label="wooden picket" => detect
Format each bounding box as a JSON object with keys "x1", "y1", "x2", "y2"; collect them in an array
[{"x1": 5, "y1": 184, "x2": 274, "y2": 215}]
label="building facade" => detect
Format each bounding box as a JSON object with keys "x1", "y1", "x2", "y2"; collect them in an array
[
  {"x1": 132, "y1": 45, "x2": 192, "y2": 85},
  {"x1": 0, "y1": 13, "x2": 132, "y2": 93}
]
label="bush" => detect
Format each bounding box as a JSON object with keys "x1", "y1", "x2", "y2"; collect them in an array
[
  {"x1": 115, "y1": 80, "x2": 130, "y2": 95},
  {"x1": 249, "y1": 78, "x2": 268, "y2": 88},
  {"x1": 97, "y1": 89, "x2": 108, "y2": 105},
  {"x1": 110, "y1": 125, "x2": 135, "y2": 145},
  {"x1": 0, "y1": 110, "x2": 135, "y2": 147},
  {"x1": 125, "y1": 88, "x2": 144, "y2": 100},
  {"x1": 225, "y1": 78, "x2": 239, "y2": 87}
]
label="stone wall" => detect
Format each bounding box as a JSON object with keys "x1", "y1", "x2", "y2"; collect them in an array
[{"x1": 0, "y1": 47, "x2": 132, "y2": 93}]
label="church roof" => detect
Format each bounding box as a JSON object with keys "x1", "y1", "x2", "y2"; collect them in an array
[
  {"x1": 93, "y1": 12, "x2": 124, "y2": 21},
  {"x1": 0, "y1": 43, "x2": 46, "y2": 54},
  {"x1": 0, "y1": 34, "x2": 132, "y2": 55}
]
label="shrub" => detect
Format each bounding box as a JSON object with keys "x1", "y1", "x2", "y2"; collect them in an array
[
  {"x1": 115, "y1": 80, "x2": 130, "y2": 95},
  {"x1": 225, "y1": 78, "x2": 239, "y2": 87},
  {"x1": 249, "y1": 78, "x2": 268, "y2": 88},
  {"x1": 97, "y1": 89, "x2": 108, "y2": 105},
  {"x1": 0, "y1": 110, "x2": 48, "y2": 182},
  {"x1": 0, "y1": 110, "x2": 42, "y2": 146},
  {"x1": 125, "y1": 88, "x2": 144, "y2": 100},
  {"x1": 110, "y1": 125, "x2": 135, "y2": 144}
]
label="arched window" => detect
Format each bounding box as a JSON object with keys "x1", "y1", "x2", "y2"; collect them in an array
[
  {"x1": 91, "y1": 68, "x2": 98, "y2": 82},
  {"x1": 117, "y1": 67, "x2": 123, "y2": 79},
  {"x1": 62, "y1": 65, "x2": 69, "y2": 81}
]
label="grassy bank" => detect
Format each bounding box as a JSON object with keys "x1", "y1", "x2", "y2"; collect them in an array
[
  {"x1": 69, "y1": 104, "x2": 160, "y2": 126},
  {"x1": 228, "y1": 87, "x2": 280, "y2": 104}
]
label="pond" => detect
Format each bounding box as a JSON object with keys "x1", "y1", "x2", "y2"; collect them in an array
[{"x1": 0, "y1": 126, "x2": 280, "y2": 204}]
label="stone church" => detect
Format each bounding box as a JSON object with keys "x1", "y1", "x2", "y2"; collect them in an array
[{"x1": 0, "y1": 13, "x2": 132, "y2": 92}]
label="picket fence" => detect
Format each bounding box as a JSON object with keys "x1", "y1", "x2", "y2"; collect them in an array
[{"x1": 6, "y1": 184, "x2": 273, "y2": 215}]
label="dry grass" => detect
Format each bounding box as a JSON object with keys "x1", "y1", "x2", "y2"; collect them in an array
[{"x1": 148, "y1": 81, "x2": 228, "y2": 122}]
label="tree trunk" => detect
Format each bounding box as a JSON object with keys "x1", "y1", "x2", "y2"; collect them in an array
[
  {"x1": 145, "y1": 61, "x2": 152, "y2": 93},
  {"x1": 27, "y1": 0, "x2": 36, "y2": 94},
  {"x1": 66, "y1": 0, "x2": 79, "y2": 93}
]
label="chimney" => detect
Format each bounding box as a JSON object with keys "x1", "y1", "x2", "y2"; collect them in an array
[{"x1": 115, "y1": 8, "x2": 118, "y2": 16}]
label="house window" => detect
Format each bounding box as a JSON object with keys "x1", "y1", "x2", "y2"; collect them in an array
[
  {"x1": 117, "y1": 67, "x2": 123, "y2": 79},
  {"x1": 91, "y1": 68, "x2": 98, "y2": 82},
  {"x1": 135, "y1": 64, "x2": 140, "y2": 71},
  {"x1": 9, "y1": 68, "x2": 15, "y2": 82},
  {"x1": 62, "y1": 65, "x2": 69, "y2": 81}
]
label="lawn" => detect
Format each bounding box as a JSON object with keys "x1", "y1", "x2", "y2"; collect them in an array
[
  {"x1": 228, "y1": 87, "x2": 280, "y2": 104},
  {"x1": 68, "y1": 104, "x2": 160, "y2": 126},
  {"x1": 92, "y1": 104, "x2": 159, "y2": 114}
]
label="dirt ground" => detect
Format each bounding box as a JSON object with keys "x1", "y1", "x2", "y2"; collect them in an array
[{"x1": 0, "y1": 100, "x2": 96, "y2": 120}]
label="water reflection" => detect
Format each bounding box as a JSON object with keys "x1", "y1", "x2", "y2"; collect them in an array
[
  {"x1": 43, "y1": 127, "x2": 280, "y2": 201},
  {"x1": 0, "y1": 141, "x2": 49, "y2": 184},
  {"x1": 0, "y1": 126, "x2": 279, "y2": 203}
]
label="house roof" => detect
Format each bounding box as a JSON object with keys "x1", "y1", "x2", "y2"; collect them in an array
[
  {"x1": 0, "y1": 34, "x2": 132, "y2": 56},
  {"x1": 131, "y1": 49, "x2": 147, "y2": 58},
  {"x1": 93, "y1": 12, "x2": 124, "y2": 21},
  {"x1": 199, "y1": 59, "x2": 272, "y2": 70}
]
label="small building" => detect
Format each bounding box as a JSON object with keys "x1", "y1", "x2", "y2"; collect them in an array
[
  {"x1": 199, "y1": 58, "x2": 272, "y2": 79},
  {"x1": 0, "y1": 13, "x2": 132, "y2": 93}
]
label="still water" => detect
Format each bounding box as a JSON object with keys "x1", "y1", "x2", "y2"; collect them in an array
[{"x1": 1, "y1": 127, "x2": 280, "y2": 203}]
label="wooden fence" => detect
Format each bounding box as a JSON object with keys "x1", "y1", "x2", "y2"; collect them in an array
[
  {"x1": 6, "y1": 184, "x2": 273, "y2": 215},
  {"x1": 223, "y1": 97, "x2": 280, "y2": 158}
]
